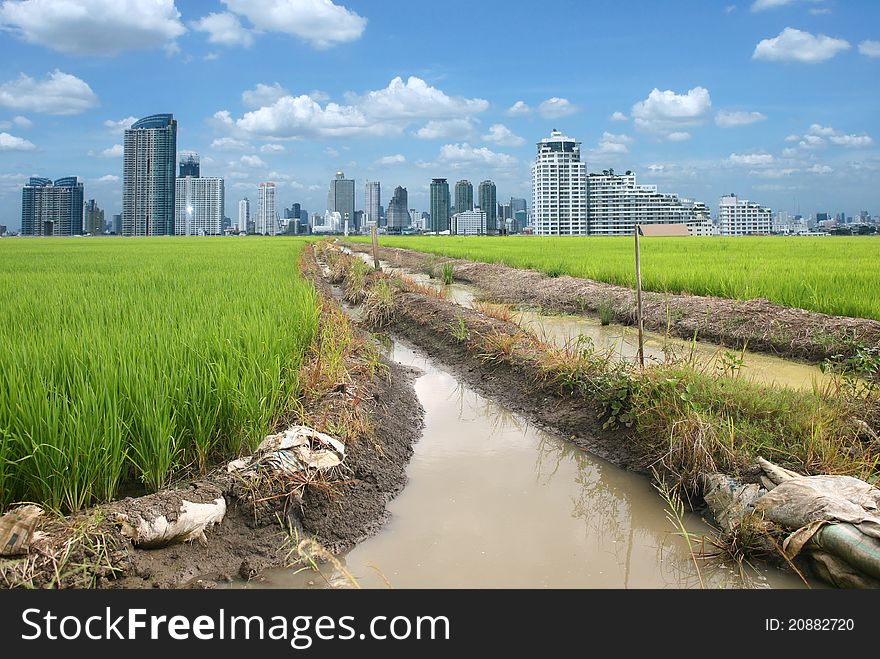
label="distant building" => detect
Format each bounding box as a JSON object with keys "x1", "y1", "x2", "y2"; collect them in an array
[
  {"x1": 178, "y1": 152, "x2": 200, "y2": 178},
  {"x1": 83, "y1": 199, "x2": 104, "y2": 235},
  {"x1": 365, "y1": 180, "x2": 381, "y2": 227},
  {"x1": 328, "y1": 171, "x2": 356, "y2": 232},
  {"x1": 123, "y1": 114, "x2": 177, "y2": 236},
  {"x1": 454, "y1": 180, "x2": 473, "y2": 215},
  {"x1": 429, "y1": 178, "x2": 450, "y2": 233},
  {"x1": 587, "y1": 169, "x2": 711, "y2": 236},
  {"x1": 532, "y1": 130, "x2": 587, "y2": 235},
  {"x1": 387, "y1": 186, "x2": 409, "y2": 231},
  {"x1": 452, "y1": 209, "x2": 486, "y2": 236},
  {"x1": 257, "y1": 182, "x2": 278, "y2": 236},
  {"x1": 21, "y1": 177, "x2": 84, "y2": 236},
  {"x1": 719, "y1": 194, "x2": 772, "y2": 236},
  {"x1": 112, "y1": 214, "x2": 122, "y2": 235},
  {"x1": 478, "y1": 180, "x2": 497, "y2": 234},
  {"x1": 175, "y1": 177, "x2": 224, "y2": 236},
  {"x1": 238, "y1": 198, "x2": 250, "y2": 233}
]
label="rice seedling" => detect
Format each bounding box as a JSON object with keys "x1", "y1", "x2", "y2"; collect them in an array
[
  {"x1": 0, "y1": 237, "x2": 321, "y2": 512},
  {"x1": 440, "y1": 262, "x2": 455, "y2": 285}
]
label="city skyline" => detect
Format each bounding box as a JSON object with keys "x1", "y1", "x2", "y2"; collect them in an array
[{"x1": 0, "y1": 0, "x2": 878, "y2": 231}]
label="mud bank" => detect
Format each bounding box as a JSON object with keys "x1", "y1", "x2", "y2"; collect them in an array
[
  {"x1": 1, "y1": 253, "x2": 424, "y2": 589},
  {"x1": 347, "y1": 243, "x2": 880, "y2": 364}
]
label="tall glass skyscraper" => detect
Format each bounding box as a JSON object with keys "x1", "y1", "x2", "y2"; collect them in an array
[
  {"x1": 429, "y1": 178, "x2": 450, "y2": 233},
  {"x1": 478, "y1": 180, "x2": 497, "y2": 234},
  {"x1": 178, "y1": 152, "x2": 200, "y2": 178},
  {"x1": 123, "y1": 114, "x2": 177, "y2": 236},
  {"x1": 328, "y1": 171, "x2": 356, "y2": 232},
  {"x1": 454, "y1": 180, "x2": 474, "y2": 215},
  {"x1": 21, "y1": 176, "x2": 84, "y2": 236},
  {"x1": 387, "y1": 186, "x2": 409, "y2": 231},
  {"x1": 365, "y1": 180, "x2": 381, "y2": 227}
]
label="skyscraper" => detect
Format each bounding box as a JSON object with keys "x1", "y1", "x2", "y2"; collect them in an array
[
  {"x1": 365, "y1": 180, "x2": 381, "y2": 227},
  {"x1": 454, "y1": 180, "x2": 474, "y2": 215},
  {"x1": 328, "y1": 171, "x2": 356, "y2": 232},
  {"x1": 257, "y1": 183, "x2": 277, "y2": 236},
  {"x1": 123, "y1": 114, "x2": 177, "y2": 236},
  {"x1": 478, "y1": 180, "x2": 497, "y2": 234},
  {"x1": 178, "y1": 152, "x2": 200, "y2": 178},
  {"x1": 238, "y1": 198, "x2": 250, "y2": 233},
  {"x1": 532, "y1": 129, "x2": 587, "y2": 235},
  {"x1": 83, "y1": 199, "x2": 104, "y2": 235},
  {"x1": 175, "y1": 177, "x2": 225, "y2": 236},
  {"x1": 387, "y1": 186, "x2": 409, "y2": 231},
  {"x1": 429, "y1": 178, "x2": 450, "y2": 233},
  {"x1": 21, "y1": 177, "x2": 84, "y2": 236}
]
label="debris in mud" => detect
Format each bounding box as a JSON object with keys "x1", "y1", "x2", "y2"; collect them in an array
[
  {"x1": 228, "y1": 426, "x2": 346, "y2": 475},
  {"x1": 0, "y1": 505, "x2": 43, "y2": 556}
]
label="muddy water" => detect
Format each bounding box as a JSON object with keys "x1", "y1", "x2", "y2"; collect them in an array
[
  {"x1": 242, "y1": 339, "x2": 810, "y2": 590},
  {"x1": 357, "y1": 253, "x2": 830, "y2": 392}
]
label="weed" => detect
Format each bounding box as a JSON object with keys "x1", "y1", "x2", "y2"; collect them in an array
[
  {"x1": 598, "y1": 299, "x2": 614, "y2": 326},
  {"x1": 473, "y1": 300, "x2": 514, "y2": 322},
  {"x1": 362, "y1": 278, "x2": 395, "y2": 328},
  {"x1": 441, "y1": 262, "x2": 455, "y2": 285},
  {"x1": 450, "y1": 315, "x2": 471, "y2": 343}
]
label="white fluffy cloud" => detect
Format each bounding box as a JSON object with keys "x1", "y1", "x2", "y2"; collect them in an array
[
  {"x1": 12, "y1": 115, "x2": 31, "y2": 128},
  {"x1": 260, "y1": 143, "x2": 286, "y2": 153},
  {"x1": 729, "y1": 152, "x2": 775, "y2": 166},
  {"x1": 242, "y1": 83, "x2": 289, "y2": 108},
  {"x1": 436, "y1": 143, "x2": 517, "y2": 170},
  {"x1": 222, "y1": 0, "x2": 366, "y2": 49},
  {"x1": 0, "y1": 70, "x2": 98, "y2": 115},
  {"x1": 715, "y1": 110, "x2": 767, "y2": 128},
  {"x1": 666, "y1": 132, "x2": 692, "y2": 142},
  {"x1": 414, "y1": 119, "x2": 475, "y2": 141},
  {"x1": 793, "y1": 124, "x2": 874, "y2": 149},
  {"x1": 98, "y1": 144, "x2": 124, "y2": 158},
  {"x1": 376, "y1": 154, "x2": 406, "y2": 165},
  {"x1": 95, "y1": 174, "x2": 120, "y2": 183},
  {"x1": 609, "y1": 111, "x2": 628, "y2": 122},
  {"x1": 537, "y1": 97, "x2": 580, "y2": 119},
  {"x1": 240, "y1": 154, "x2": 267, "y2": 168},
  {"x1": 0, "y1": 132, "x2": 35, "y2": 151},
  {"x1": 211, "y1": 137, "x2": 251, "y2": 151},
  {"x1": 751, "y1": 0, "x2": 824, "y2": 10},
  {"x1": 753, "y1": 28, "x2": 850, "y2": 63},
  {"x1": 220, "y1": 77, "x2": 488, "y2": 140},
  {"x1": 192, "y1": 12, "x2": 254, "y2": 48},
  {"x1": 104, "y1": 116, "x2": 138, "y2": 134},
  {"x1": 506, "y1": 101, "x2": 532, "y2": 116},
  {"x1": 859, "y1": 40, "x2": 880, "y2": 58},
  {"x1": 0, "y1": 0, "x2": 185, "y2": 55},
  {"x1": 631, "y1": 86, "x2": 711, "y2": 136},
  {"x1": 481, "y1": 124, "x2": 525, "y2": 147},
  {"x1": 593, "y1": 132, "x2": 633, "y2": 155}
]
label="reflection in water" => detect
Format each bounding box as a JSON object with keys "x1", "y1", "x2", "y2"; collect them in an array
[{"x1": 235, "y1": 339, "x2": 808, "y2": 590}]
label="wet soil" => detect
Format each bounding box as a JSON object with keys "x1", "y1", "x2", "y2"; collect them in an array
[{"x1": 348, "y1": 243, "x2": 880, "y2": 363}]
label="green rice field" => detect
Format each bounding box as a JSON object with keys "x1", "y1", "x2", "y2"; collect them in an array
[
  {"x1": 0, "y1": 237, "x2": 319, "y2": 512},
  {"x1": 357, "y1": 235, "x2": 880, "y2": 321}
]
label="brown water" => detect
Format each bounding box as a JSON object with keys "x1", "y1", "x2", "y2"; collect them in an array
[
  {"x1": 239, "y1": 339, "x2": 810, "y2": 590},
  {"x1": 357, "y1": 253, "x2": 831, "y2": 392}
]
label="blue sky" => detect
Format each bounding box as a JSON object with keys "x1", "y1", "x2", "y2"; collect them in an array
[{"x1": 0, "y1": 0, "x2": 878, "y2": 230}]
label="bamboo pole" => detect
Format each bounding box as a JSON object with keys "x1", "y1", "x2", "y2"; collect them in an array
[
  {"x1": 370, "y1": 223, "x2": 380, "y2": 270},
  {"x1": 634, "y1": 225, "x2": 645, "y2": 370}
]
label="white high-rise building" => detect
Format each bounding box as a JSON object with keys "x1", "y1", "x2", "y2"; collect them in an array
[
  {"x1": 257, "y1": 182, "x2": 278, "y2": 236},
  {"x1": 174, "y1": 176, "x2": 224, "y2": 236},
  {"x1": 532, "y1": 130, "x2": 588, "y2": 235},
  {"x1": 238, "y1": 198, "x2": 250, "y2": 233},
  {"x1": 719, "y1": 194, "x2": 772, "y2": 236},
  {"x1": 587, "y1": 170, "x2": 711, "y2": 236},
  {"x1": 452, "y1": 210, "x2": 487, "y2": 236}
]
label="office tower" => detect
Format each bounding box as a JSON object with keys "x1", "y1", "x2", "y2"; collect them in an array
[
  {"x1": 83, "y1": 199, "x2": 104, "y2": 235},
  {"x1": 454, "y1": 179, "x2": 474, "y2": 215},
  {"x1": 175, "y1": 177, "x2": 225, "y2": 236},
  {"x1": 478, "y1": 180, "x2": 497, "y2": 234},
  {"x1": 328, "y1": 171, "x2": 356, "y2": 232},
  {"x1": 257, "y1": 182, "x2": 278, "y2": 236},
  {"x1": 179, "y1": 152, "x2": 200, "y2": 178},
  {"x1": 387, "y1": 186, "x2": 409, "y2": 231},
  {"x1": 429, "y1": 178, "x2": 450, "y2": 233},
  {"x1": 112, "y1": 214, "x2": 122, "y2": 234},
  {"x1": 123, "y1": 114, "x2": 177, "y2": 236},
  {"x1": 452, "y1": 210, "x2": 486, "y2": 236},
  {"x1": 532, "y1": 129, "x2": 587, "y2": 235},
  {"x1": 238, "y1": 198, "x2": 250, "y2": 233},
  {"x1": 719, "y1": 194, "x2": 772, "y2": 236},
  {"x1": 365, "y1": 180, "x2": 381, "y2": 227},
  {"x1": 21, "y1": 177, "x2": 84, "y2": 236},
  {"x1": 586, "y1": 170, "x2": 711, "y2": 235}
]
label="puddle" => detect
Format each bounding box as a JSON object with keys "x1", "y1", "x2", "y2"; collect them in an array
[
  {"x1": 233, "y1": 339, "x2": 812, "y2": 590},
  {"x1": 357, "y1": 252, "x2": 831, "y2": 392}
]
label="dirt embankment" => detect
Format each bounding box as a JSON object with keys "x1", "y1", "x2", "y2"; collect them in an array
[
  {"x1": 2, "y1": 251, "x2": 424, "y2": 590},
  {"x1": 348, "y1": 243, "x2": 880, "y2": 364}
]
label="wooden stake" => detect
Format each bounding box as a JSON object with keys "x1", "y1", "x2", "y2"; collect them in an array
[
  {"x1": 370, "y1": 223, "x2": 380, "y2": 270},
  {"x1": 634, "y1": 225, "x2": 645, "y2": 370}
]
